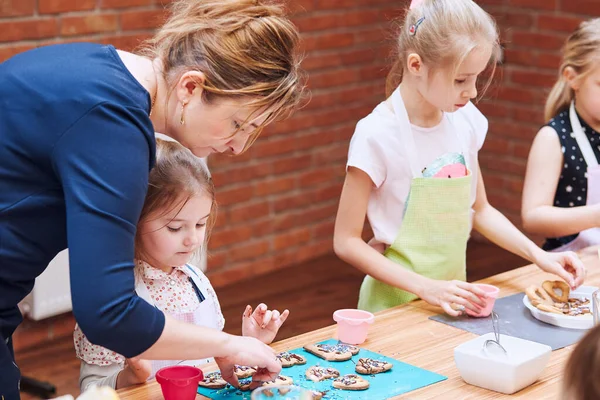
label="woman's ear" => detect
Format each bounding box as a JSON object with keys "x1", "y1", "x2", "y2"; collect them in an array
[
  {"x1": 175, "y1": 71, "x2": 206, "y2": 104},
  {"x1": 563, "y1": 66, "x2": 580, "y2": 91}
]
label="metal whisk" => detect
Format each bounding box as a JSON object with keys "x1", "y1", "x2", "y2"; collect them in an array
[{"x1": 483, "y1": 311, "x2": 507, "y2": 356}]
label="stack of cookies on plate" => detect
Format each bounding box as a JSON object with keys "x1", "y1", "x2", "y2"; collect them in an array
[{"x1": 526, "y1": 280, "x2": 591, "y2": 317}]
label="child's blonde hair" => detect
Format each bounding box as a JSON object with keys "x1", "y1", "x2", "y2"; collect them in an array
[
  {"x1": 562, "y1": 323, "x2": 600, "y2": 399},
  {"x1": 135, "y1": 139, "x2": 216, "y2": 264},
  {"x1": 141, "y1": 0, "x2": 306, "y2": 151},
  {"x1": 386, "y1": 0, "x2": 500, "y2": 98},
  {"x1": 545, "y1": 18, "x2": 600, "y2": 121}
]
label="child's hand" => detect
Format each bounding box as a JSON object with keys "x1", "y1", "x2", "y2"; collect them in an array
[
  {"x1": 241, "y1": 303, "x2": 289, "y2": 344},
  {"x1": 125, "y1": 357, "x2": 152, "y2": 382},
  {"x1": 421, "y1": 279, "x2": 487, "y2": 317},
  {"x1": 534, "y1": 250, "x2": 586, "y2": 289}
]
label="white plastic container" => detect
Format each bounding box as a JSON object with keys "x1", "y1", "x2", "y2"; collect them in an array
[{"x1": 454, "y1": 333, "x2": 551, "y2": 394}]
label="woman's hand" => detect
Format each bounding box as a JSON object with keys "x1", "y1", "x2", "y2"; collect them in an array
[
  {"x1": 241, "y1": 304, "x2": 289, "y2": 344},
  {"x1": 533, "y1": 250, "x2": 586, "y2": 289},
  {"x1": 420, "y1": 279, "x2": 487, "y2": 317},
  {"x1": 214, "y1": 335, "x2": 281, "y2": 388}
]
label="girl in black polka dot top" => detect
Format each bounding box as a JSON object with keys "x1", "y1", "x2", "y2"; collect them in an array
[{"x1": 522, "y1": 18, "x2": 600, "y2": 252}]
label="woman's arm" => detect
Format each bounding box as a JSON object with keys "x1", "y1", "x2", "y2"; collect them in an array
[{"x1": 522, "y1": 126, "x2": 600, "y2": 237}]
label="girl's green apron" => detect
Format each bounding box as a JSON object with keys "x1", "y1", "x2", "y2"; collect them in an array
[{"x1": 358, "y1": 89, "x2": 473, "y2": 313}]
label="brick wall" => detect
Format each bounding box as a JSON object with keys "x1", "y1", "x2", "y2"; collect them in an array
[
  {"x1": 207, "y1": 0, "x2": 401, "y2": 286},
  {"x1": 0, "y1": 0, "x2": 594, "y2": 289}
]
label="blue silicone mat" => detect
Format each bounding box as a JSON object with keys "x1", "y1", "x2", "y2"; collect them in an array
[{"x1": 197, "y1": 339, "x2": 446, "y2": 399}]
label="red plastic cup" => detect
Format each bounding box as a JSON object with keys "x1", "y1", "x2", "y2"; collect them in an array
[
  {"x1": 333, "y1": 309, "x2": 375, "y2": 345},
  {"x1": 155, "y1": 365, "x2": 204, "y2": 400},
  {"x1": 465, "y1": 284, "x2": 500, "y2": 318}
]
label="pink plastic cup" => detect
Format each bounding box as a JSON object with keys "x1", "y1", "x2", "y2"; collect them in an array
[
  {"x1": 155, "y1": 365, "x2": 204, "y2": 400},
  {"x1": 465, "y1": 284, "x2": 500, "y2": 318},
  {"x1": 333, "y1": 309, "x2": 375, "y2": 345}
]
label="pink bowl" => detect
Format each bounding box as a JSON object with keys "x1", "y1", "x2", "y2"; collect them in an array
[
  {"x1": 155, "y1": 365, "x2": 203, "y2": 400},
  {"x1": 333, "y1": 309, "x2": 375, "y2": 345},
  {"x1": 465, "y1": 284, "x2": 500, "y2": 318}
]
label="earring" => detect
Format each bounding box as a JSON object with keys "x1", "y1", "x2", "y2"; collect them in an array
[{"x1": 180, "y1": 102, "x2": 187, "y2": 126}]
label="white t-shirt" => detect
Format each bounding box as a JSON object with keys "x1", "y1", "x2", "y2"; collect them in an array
[{"x1": 347, "y1": 100, "x2": 488, "y2": 247}]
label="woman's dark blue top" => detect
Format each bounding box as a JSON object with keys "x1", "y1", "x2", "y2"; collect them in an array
[{"x1": 0, "y1": 43, "x2": 164, "y2": 357}]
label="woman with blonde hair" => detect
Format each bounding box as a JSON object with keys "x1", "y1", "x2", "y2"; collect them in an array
[
  {"x1": 522, "y1": 19, "x2": 600, "y2": 253},
  {"x1": 0, "y1": 1, "x2": 305, "y2": 397}
]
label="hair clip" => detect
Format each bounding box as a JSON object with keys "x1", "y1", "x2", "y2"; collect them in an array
[{"x1": 409, "y1": 17, "x2": 425, "y2": 36}]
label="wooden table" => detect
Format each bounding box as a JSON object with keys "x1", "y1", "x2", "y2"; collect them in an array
[{"x1": 117, "y1": 246, "x2": 600, "y2": 400}]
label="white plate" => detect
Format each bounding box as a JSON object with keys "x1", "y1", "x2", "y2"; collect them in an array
[{"x1": 522, "y1": 285, "x2": 597, "y2": 330}]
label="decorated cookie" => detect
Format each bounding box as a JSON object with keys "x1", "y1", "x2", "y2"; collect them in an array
[
  {"x1": 276, "y1": 351, "x2": 307, "y2": 367},
  {"x1": 309, "y1": 390, "x2": 327, "y2": 400},
  {"x1": 303, "y1": 343, "x2": 358, "y2": 361},
  {"x1": 198, "y1": 371, "x2": 227, "y2": 389},
  {"x1": 240, "y1": 375, "x2": 294, "y2": 391},
  {"x1": 261, "y1": 375, "x2": 294, "y2": 387},
  {"x1": 305, "y1": 366, "x2": 340, "y2": 382},
  {"x1": 234, "y1": 365, "x2": 256, "y2": 379},
  {"x1": 334, "y1": 343, "x2": 359, "y2": 355},
  {"x1": 332, "y1": 374, "x2": 370, "y2": 391},
  {"x1": 355, "y1": 358, "x2": 393, "y2": 375}
]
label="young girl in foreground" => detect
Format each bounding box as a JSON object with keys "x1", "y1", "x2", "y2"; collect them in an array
[
  {"x1": 334, "y1": 0, "x2": 586, "y2": 315},
  {"x1": 75, "y1": 140, "x2": 289, "y2": 390}
]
